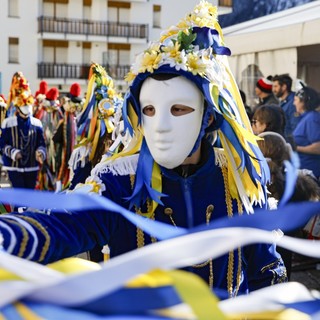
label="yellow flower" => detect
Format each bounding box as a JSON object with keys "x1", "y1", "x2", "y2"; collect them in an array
[
  {"x1": 125, "y1": 71, "x2": 136, "y2": 83},
  {"x1": 107, "y1": 88, "x2": 115, "y2": 98},
  {"x1": 160, "y1": 29, "x2": 179, "y2": 43},
  {"x1": 140, "y1": 51, "x2": 162, "y2": 73},
  {"x1": 176, "y1": 20, "x2": 189, "y2": 30},
  {"x1": 162, "y1": 41, "x2": 180, "y2": 59},
  {"x1": 186, "y1": 53, "x2": 206, "y2": 76},
  {"x1": 87, "y1": 181, "x2": 102, "y2": 194}
]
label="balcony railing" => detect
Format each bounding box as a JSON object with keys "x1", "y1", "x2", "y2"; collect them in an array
[
  {"x1": 38, "y1": 63, "x2": 130, "y2": 81},
  {"x1": 38, "y1": 16, "x2": 148, "y2": 39}
]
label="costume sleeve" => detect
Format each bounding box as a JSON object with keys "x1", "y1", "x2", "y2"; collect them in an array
[
  {"x1": 0, "y1": 209, "x2": 116, "y2": 265},
  {"x1": 0, "y1": 120, "x2": 20, "y2": 160},
  {"x1": 69, "y1": 162, "x2": 92, "y2": 190},
  {"x1": 36, "y1": 125, "x2": 47, "y2": 160},
  {"x1": 243, "y1": 243, "x2": 287, "y2": 291}
]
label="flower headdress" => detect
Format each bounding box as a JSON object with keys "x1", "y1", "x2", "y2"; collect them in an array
[
  {"x1": 75, "y1": 63, "x2": 123, "y2": 162},
  {"x1": 7, "y1": 72, "x2": 34, "y2": 108},
  {"x1": 116, "y1": 1, "x2": 269, "y2": 214}
]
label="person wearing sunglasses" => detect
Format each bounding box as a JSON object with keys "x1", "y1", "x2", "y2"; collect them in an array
[{"x1": 251, "y1": 104, "x2": 286, "y2": 136}]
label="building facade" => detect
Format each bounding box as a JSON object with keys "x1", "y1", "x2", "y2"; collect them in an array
[{"x1": 0, "y1": 0, "x2": 232, "y2": 96}]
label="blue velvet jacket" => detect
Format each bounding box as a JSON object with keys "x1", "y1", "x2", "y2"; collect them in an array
[
  {"x1": 0, "y1": 115, "x2": 46, "y2": 172},
  {"x1": 0, "y1": 140, "x2": 286, "y2": 297}
]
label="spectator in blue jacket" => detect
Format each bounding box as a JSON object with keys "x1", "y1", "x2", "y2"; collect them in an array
[
  {"x1": 272, "y1": 74, "x2": 301, "y2": 143},
  {"x1": 293, "y1": 85, "x2": 320, "y2": 179}
]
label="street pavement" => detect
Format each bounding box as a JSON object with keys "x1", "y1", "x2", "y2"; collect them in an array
[{"x1": 1, "y1": 169, "x2": 319, "y2": 292}]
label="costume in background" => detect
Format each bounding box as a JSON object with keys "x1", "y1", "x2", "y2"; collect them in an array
[
  {"x1": 0, "y1": 75, "x2": 46, "y2": 189},
  {"x1": 35, "y1": 88, "x2": 62, "y2": 190},
  {"x1": 6, "y1": 72, "x2": 26, "y2": 118},
  {"x1": 68, "y1": 64, "x2": 123, "y2": 190},
  {"x1": 33, "y1": 80, "x2": 49, "y2": 119},
  {"x1": 52, "y1": 84, "x2": 81, "y2": 191},
  {"x1": 0, "y1": 95, "x2": 7, "y2": 126},
  {"x1": 0, "y1": 1, "x2": 286, "y2": 297}
]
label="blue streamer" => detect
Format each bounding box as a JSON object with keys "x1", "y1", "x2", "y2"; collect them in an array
[{"x1": 0, "y1": 189, "x2": 319, "y2": 243}]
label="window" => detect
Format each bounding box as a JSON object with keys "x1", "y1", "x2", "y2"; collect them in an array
[
  {"x1": 8, "y1": 0, "x2": 19, "y2": 17},
  {"x1": 8, "y1": 38, "x2": 19, "y2": 63},
  {"x1": 153, "y1": 5, "x2": 161, "y2": 28},
  {"x1": 105, "y1": 43, "x2": 131, "y2": 79},
  {"x1": 108, "y1": 1, "x2": 130, "y2": 23}
]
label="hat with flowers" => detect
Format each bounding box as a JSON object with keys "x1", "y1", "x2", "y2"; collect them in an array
[
  {"x1": 117, "y1": 1, "x2": 270, "y2": 214},
  {"x1": 6, "y1": 72, "x2": 34, "y2": 109}
]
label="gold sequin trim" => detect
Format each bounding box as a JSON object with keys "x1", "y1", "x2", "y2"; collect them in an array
[
  {"x1": 17, "y1": 215, "x2": 50, "y2": 262},
  {"x1": 9, "y1": 220, "x2": 29, "y2": 258},
  {"x1": 131, "y1": 175, "x2": 157, "y2": 248}
]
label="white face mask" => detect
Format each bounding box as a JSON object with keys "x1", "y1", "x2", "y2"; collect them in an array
[
  {"x1": 140, "y1": 76, "x2": 204, "y2": 169},
  {"x1": 19, "y1": 105, "x2": 33, "y2": 116}
]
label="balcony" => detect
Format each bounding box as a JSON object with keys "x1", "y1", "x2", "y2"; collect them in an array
[
  {"x1": 38, "y1": 16, "x2": 148, "y2": 39},
  {"x1": 38, "y1": 63, "x2": 131, "y2": 81}
]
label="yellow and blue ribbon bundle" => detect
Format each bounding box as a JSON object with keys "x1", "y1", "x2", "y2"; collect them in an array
[{"x1": 0, "y1": 188, "x2": 319, "y2": 319}]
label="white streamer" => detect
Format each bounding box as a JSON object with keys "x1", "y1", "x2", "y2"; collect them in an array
[{"x1": 0, "y1": 227, "x2": 318, "y2": 307}]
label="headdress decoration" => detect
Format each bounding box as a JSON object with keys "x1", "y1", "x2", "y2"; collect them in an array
[
  {"x1": 35, "y1": 80, "x2": 48, "y2": 102},
  {"x1": 0, "y1": 95, "x2": 6, "y2": 108},
  {"x1": 114, "y1": 0, "x2": 269, "y2": 214},
  {"x1": 43, "y1": 88, "x2": 60, "y2": 111},
  {"x1": 68, "y1": 82, "x2": 84, "y2": 106},
  {"x1": 76, "y1": 63, "x2": 123, "y2": 162},
  {"x1": 7, "y1": 72, "x2": 34, "y2": 108}
]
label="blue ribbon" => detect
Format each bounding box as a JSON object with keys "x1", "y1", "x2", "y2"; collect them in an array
[{"x1": 0, "y1": 188, "x2": 319, "y2": 241}]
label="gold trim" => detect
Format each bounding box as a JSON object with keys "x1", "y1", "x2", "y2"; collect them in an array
[
  {"x1": 17, "y1": 215, "x2": 51, "y2": 262},
  {"x1": 8, "y1": 220, "x2": 29, "y2": 258}
]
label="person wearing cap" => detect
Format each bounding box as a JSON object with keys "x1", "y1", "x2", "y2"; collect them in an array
[
  {"x1": 51, "y1": 83, "x2": 87, "y2": 191},
  {"x1": 272, "y1": 74, "x2": 301, "y2": 141},
  {"x1": 255, "y1": 76, "x2": 279, "y2": 107},
  {"x1": 37, "y1": 87, "x2": 63, "y2": 189},
  {"x1": 66, "y1": 82, "x2": 85, "y2": 116},
  {"x1": 0, "y1": 2, "x2": 286, "y2": 297},
  {"x1": 292, "y1": 85, "x2": 320, "y2": 179},
  {"x1": 33, "y1": 80, "x2": 49, "y2": 119},
  {"x1": 0, "y1": 75, "x2": 46, "y2": 189}
]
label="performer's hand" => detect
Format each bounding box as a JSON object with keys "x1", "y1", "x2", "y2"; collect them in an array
[
  {"x1": 15, "y1": 152, "x2": 22, "y2": 161},
  {"x1": 35, "y1": 151, "x2": 43, "y2": 164}
]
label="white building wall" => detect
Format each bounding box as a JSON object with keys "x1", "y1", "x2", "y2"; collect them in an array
[
  {"x1": 0, "y1": 0, "x2": 223, "y2": 96},
  {"x1": 0, "y1": 0, "x2": 38, "y2": 94}
]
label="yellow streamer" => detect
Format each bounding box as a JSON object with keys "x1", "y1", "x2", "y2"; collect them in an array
[
  {"x1": 15, "y1": 302, "x2": 44, "y2": 320},
  {"x1": 47, "y1": 257, "x2": 101, "y2": 274},
  {"x1": 168, "y1": 269, "x2": 226, "y2": 320}
]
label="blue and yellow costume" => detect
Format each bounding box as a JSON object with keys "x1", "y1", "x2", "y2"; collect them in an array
[{"x1": 0, "y1": 1, "x2": 286, "y2": 298}]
